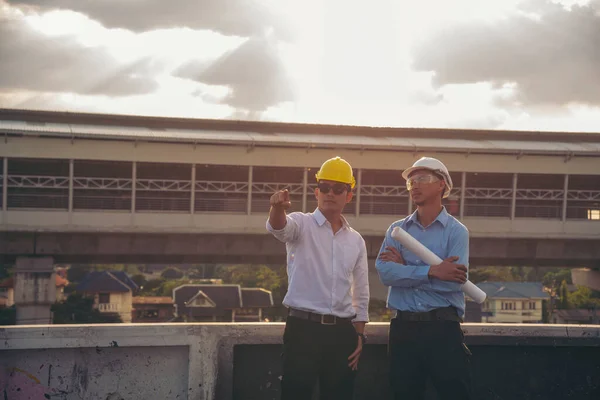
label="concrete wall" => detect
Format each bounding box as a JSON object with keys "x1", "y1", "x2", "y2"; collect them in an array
[
  {"x1": 2, "y1": 230, "x2": 600, "y2": 267},
  {"x1": 1, "y1": 323, "x2": 599, "y2": 400}
]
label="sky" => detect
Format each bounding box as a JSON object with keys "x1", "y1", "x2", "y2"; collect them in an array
[{"x1": 1, "y1": 0, "x2": 600, "y2": 132}]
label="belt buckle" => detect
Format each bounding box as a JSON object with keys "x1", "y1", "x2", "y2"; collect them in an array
[{"x1": 321, "y1": 314, "x2": 336, "y2": 325}]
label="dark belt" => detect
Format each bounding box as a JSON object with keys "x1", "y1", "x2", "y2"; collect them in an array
[
  {"x1": 394, "y1": 306, "x2": 462, "y2": 322},
  {"x1": 288, "y1": 308, "x2": 355, "y2": 325}
]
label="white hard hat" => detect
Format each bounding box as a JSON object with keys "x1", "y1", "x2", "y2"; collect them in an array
[{"x1": 402, "y1": 157, "x2": 453, "y2": 198}]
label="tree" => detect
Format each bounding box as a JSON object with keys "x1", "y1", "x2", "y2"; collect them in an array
[
  {"x1": 569, "y1": 286, "x2": 600, "y2": 309},
  {"x1": 558, "y1": 280, "x2": 570, "y2": 309},
  {"x1": 542, "y1": 269, "x2": 572, "y2": 292},
  {"x1": 52, "y1": 293, "x2": 122, "y2": 324},
  {"x1": 0, "y1": 305, "x2": 16, "y2": 325},
  {"x1": 161, "y1": 267, "x2": 184, "y2": 279},
  {"x1": 0, "y1": 264, "x2": 13, "y2": 280},
  {"x1": 131, "y1": 274, "x2": 147, "y2": 289},
  {"x1": 67, "y1": 264, "x2": 91, "y2": 283},
  {"x1": 469, "y1": 267, "x2": 515, "y2": 284}
]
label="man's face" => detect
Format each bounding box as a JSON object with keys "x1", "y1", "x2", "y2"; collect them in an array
[
  {"x1": 315, "y1": 179, "x2": 353, "y2": 214},
  {"x1": 407, "y1": 169, "x2": 445, "y2": 206}
]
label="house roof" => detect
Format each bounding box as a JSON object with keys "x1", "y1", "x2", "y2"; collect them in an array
[
  {"x1": 185, "y1": 291, "x2": 217, "y2": 308},
  {"x1": 476, "y1": 282, "x2": 550, "y2": 299},
  {"x1": 76, "y1": 271, "x2": 138, "y2": 293},
  {"x1": 241, "y1": 288, "x2": 274, "y2": 308},
  {"x1": 554, "y1": 309, "x2": 599, "y2": 321},
  {"x1": 173, "y1": 284, "x2": 243, "y2": 318},
  {"x1": 132, "y1": 296, "x2": 174, "y2": 305},
  {"x1": 0, "y1": 277, "x2": 14, "y2": 288}
]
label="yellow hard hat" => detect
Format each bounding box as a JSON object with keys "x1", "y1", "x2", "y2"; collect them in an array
[{"x1": 315, "y1": 156, "x2": 356, "y2": 189}]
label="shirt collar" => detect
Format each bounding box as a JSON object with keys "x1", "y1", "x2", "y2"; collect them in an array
[
  {"x1": 406, "y1": 206, "x2": 449, "y2": 228},
  {"x1": 312, "y1": 208, "x2": 350, "y2": 228}
]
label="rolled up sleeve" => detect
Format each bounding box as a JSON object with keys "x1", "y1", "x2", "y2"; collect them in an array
[{"x1": 266, "y1": 212, "x2": 303, "y2": 243}]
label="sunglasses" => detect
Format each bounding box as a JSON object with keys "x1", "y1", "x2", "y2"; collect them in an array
[
  {"x1": 318, "y1": 182, "x2": 350, "y2": 195},
  {"x1": 406, "y1": 174, "x2": 440, "y2": 191}
]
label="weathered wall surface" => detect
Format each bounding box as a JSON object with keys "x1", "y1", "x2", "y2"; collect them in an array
[
  {"x1": 3, "y1": 231, "x2": 600, "y2": 267},
  {"x1": 1, "y1": 323, "x2": 599, "y2": 400}
]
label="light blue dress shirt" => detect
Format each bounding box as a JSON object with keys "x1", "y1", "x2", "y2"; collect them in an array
[{"x1": 375, "y1": 207, "x2": 469, "y2": 317}]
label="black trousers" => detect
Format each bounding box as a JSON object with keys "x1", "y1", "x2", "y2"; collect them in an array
[
  {"x1": 388, "y1": 317, "x2": 473, "y2": 400},
  {"x1": 281, "y1": 315, "x2": 358, "y2": 400}
]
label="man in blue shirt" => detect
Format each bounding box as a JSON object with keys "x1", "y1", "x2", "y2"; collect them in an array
[{"x1": 376, "y1": 157, "x2": 473, "y2": 400}]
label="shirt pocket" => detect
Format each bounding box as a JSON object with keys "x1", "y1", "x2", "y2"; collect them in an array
[{"x1": 341, "y1": 243, "x2": 360, "y2": 278}]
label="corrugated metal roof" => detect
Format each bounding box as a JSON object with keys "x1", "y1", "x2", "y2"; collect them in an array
[
  {"x1": 1, "y1": 120, "x2": 599, "y2": 155},
  {"x1": 476, "y1": 282, "x2": 550, "y2": 299}
]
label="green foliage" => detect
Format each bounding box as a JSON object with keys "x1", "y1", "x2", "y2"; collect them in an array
[
  {"x1": 541, "y1": 300, "x2": 549, "y2": 323},
  {"x1": 558, "y1": 280, "x2": 570, "y2": 309},
  {"x1": 161, "y1": 267, "x2": 184, "y2": 279},
  {"x1": 157, "y1": 279, "x2": 187, "y2": 297},
  {"x1": 0, "y1": 305, "x2": 16, "y2": 325},
  {"x1": 542, "y1": 269, "x2": 572, "y2": 292},
  {"x1": 369, "y1": 299, "x2": 394, "y2": 322},
  {"x1": 569, "y1": 285, "x2": 600, "y2": 309},
  {"x1": 51, "y1": 293, "x2": 122, "y2": 324},
  {"x1": 0, "y1": 264, "x2": 13, "y2": 280},
  {"x1": 67, "y1": 264, "x2": 91, "y2": 283},
  {"x1": 131, "y1": 274, "x2": 147, "y2": 288},
  {"x1": 140, "y1": 278, "x2": 166, "y2": 295},
  {"x1": 469, "y1": 267, "x2": 516, "y2": 284}
]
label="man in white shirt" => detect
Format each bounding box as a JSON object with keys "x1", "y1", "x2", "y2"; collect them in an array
[{"x1": 266, "y1": 156, "x2": 370, "y2": 400}]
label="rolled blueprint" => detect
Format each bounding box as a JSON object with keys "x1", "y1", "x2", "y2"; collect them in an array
[{"x1": 391, "y1": 227, "x2": 487, "y2": 304}]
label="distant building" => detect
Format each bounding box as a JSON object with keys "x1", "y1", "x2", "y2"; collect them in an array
[
  {"x1": 0, "y1": 274, "x2": 68, "y2": 309},
  {"x1": 132, "y1": 296, "x2": 174, "y2": 323},
  {"x1": 477, "y1": 282, "x2": 550, "y2": 323},
  {"x1": 173, "y1": 284, "x2": 274, "y2": 322},
  {"x1": 76, "y1": 271, "x2": 139, "y2": 323}
]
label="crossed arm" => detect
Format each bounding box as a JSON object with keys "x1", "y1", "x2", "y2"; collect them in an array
[{"x1": 375, "y1": 225, "x2": 469, "y2": 293}]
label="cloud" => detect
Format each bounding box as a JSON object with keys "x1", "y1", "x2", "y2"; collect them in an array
[
  {"x1": 410, "y1": 0, "x2": 600, "y2": 106},
  {"x1": 0, "y1": 7, "x2": 159, "y2": 96},
  {"x1": 175, "y1": 36, "x2": 294, "y2": 112},
  {"x1": 7, "y1": 0, "x2": 291, "y2": 39}
]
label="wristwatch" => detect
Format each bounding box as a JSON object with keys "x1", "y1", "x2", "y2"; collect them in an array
[{"x1": 357, "y1": 333, "x2": 367, "y2": 344}]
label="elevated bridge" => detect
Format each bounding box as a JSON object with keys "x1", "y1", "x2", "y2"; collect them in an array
[{"x1": 0, "y1": 109, "x2": 599, "y2": 267}]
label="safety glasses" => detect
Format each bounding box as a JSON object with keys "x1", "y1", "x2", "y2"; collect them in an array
[
  {"x1": 406, "y1": 174, "x2": 440, "y2": 191},
  {"x1": 318, "y1": 182, "x2": 350, "y2": 195}
]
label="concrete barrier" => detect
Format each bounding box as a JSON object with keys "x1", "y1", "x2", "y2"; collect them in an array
[{"x1": 1, "y1": 323, "x2": 599, "y2": 399}]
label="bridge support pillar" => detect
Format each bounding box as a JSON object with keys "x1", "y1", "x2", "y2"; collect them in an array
[
  {"x1": 572, "y1": 268, "x2": 600, "y2": 291},
  {"x1": 13, "y1": 256, "x2": 55, "y2": 325}
]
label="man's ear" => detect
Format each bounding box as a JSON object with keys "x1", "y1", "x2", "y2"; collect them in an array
[{"x1": 346, "y1": 190, "x2": 354, "y2": 204}]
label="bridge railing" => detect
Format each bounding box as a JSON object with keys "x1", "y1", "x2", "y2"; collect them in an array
[{"x1": 3, "y1": 174, "x2": 599, "y2": 221}]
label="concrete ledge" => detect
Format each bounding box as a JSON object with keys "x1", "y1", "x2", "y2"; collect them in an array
[{"x1": 1, "y1": 323, "x2": 600, "y2": 400}]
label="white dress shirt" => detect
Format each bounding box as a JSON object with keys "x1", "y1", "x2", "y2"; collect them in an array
[{"x1": 266, "y1": 208, "x2": 370, "y2": 322}]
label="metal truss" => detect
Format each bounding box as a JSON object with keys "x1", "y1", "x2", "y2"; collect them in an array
[
  {"x1": 567, "y1": 190, "x2": 600, "y2": 201},
  {"x1": 137, "y1": 179, "x2": 192, "y2": 192},
  {"x1": 252, "y1": 182, "x2": 304, "y2": 195},
  {"x1": 360, "y1": 185, "x2": 409, "y2": 197},
  {"x1": 7, "y1": 175, "x2": 69, "y2": 188},
  {"x1": 515, "y1": 189, "x2": 564, "y2": 201},
  {"x1": 196, "y1": 180, "x2": 249, "y2": 193},
  {"x1": 463, "y1": 188, "x2": 513, "y2": 199},
  {"x1": 73, "y1": 177, "x2": 132, "y2": 190}
]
